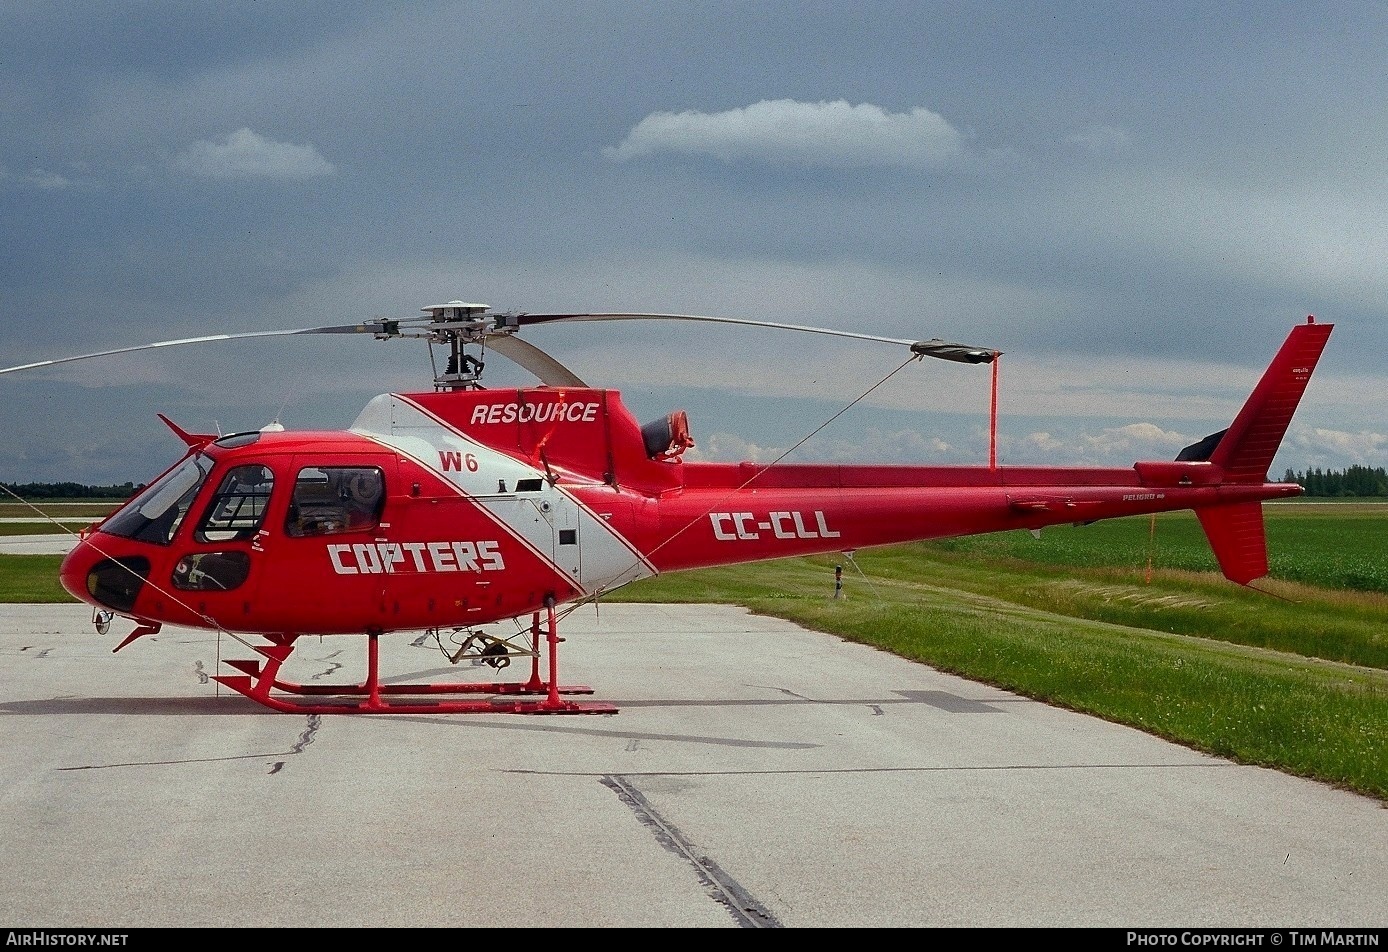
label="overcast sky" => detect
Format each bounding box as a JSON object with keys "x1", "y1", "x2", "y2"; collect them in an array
[{"x1": 2, "y1": 1, "x2": 1386, "y2": 486}]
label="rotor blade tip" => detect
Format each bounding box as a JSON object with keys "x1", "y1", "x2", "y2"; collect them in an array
[{"x1": 910, "y1": 340, "x2": 1000, "y2": 364}]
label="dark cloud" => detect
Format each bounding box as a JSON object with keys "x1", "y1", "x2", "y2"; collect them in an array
[{"x1": 2, "y1": 2, "x2": 1384, "y2": 483}]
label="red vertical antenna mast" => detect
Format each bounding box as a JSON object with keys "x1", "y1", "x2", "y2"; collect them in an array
[{"x1": 989, "y1": 352, "x2": 1000, "y2": 468}]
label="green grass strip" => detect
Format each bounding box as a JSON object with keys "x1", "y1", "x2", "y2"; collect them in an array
[
  {"x1": 615, "y1": 555, "x2": 1388, "y2": 802},
  {"x1": 0, "y1": 555, "x2": 75, "y2": 602}
]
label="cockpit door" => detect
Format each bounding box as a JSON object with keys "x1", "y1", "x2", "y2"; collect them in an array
[
  {"x1": 254, "y1": 455, "x2": 394, "y2": 633},
  {"x1": 166, "y1": 461, "x2": 270, "y2": 615}
]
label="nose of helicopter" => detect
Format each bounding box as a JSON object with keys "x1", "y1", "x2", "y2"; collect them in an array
[
  {"x1": 60, "y1": 535, "x2": 151, "y2": 613},
  {"x1": 58, "y1": 539, "x2": 92, "y2": 603}
]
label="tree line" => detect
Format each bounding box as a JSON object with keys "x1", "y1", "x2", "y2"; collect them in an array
[
  {"x1": 1280, "y1": 465, "x2": 1388, "y2": 497},
  {"x1": 0, "y1": 481, "x2": 143, "y2": 500}
]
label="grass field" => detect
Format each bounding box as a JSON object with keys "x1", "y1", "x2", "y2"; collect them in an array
[
  {"x1": 0, "y1": 523, "x2": 92, "y2": 536},
  {"x1": 0, "y1": 502, "x2": 120, "y2": 518},
  {"x1": 2, "y1": 499, "x2": 1385, "y2": 802},
  {"x1": 0, "y1": 501, "x2": 113, "y2": 536},
  {"x1": 930, "y1": 502, "x2": 1388, "y2": 594}
]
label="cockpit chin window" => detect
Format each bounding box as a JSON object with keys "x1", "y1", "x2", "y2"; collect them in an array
[{"x1": 102, "y1": 454, "x2": 214, "y2": 545}]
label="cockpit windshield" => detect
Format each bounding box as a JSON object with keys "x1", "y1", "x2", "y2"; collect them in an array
[{"x1": 102, "y1": 453, "x2": 214, "y2": 545}]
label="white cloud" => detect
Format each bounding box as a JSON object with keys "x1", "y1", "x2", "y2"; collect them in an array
[
  {"x1": 1021, "y1": 431, "x2": 1065, "y2": 453},
  {"x1": 172, "y1": 128, "x2": 336, "y2": 180},
  {"x1": 693, "y1": 431, "x2": 785, "y2": 464},
  {"x1": 798, "y1": 428, "x2": 957, "y2": 463},
  {"x1": 1081, "y1": 422, "x2": 1190, "y2": 457},
  {"x1": 603, "y1": 99, "x2": 965, "y2": 169},
  {"x1": 688, "y1": 426, "x2": 961, "y2": 467},
  {"x1": 0, "y1": 164, "x2": 75, "y2": 189},
  {"x1": 1008, "y1": 422, "x2": 1191, "y2": 465},
  {"x1": 25, "y1": 169, "x2": 74, "y2": 189},
  {"x1": 1286, "y1": 425, "x2": 1388, "y2": 467},
  {"x1": 1063, "y1": 124, "x2": 1130, "y2": 153}
]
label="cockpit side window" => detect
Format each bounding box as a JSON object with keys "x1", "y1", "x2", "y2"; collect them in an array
[
  {"x1": 103, "y1": 453, "x2": 214, "y2": 545},
  {"x1": 285, "y1": 466, "x2": 385, "y2": 537},
  {"x1": 196, "y1": 464, "x2": 275, "y2": 543}
]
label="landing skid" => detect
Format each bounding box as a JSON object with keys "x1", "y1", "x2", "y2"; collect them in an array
[{"x1": 212, "y1": 600, "x2": 617, "y2": 715}]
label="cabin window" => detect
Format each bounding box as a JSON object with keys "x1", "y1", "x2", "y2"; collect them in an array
[
  {"x1": 103, "y1": 453, "x2": 214, "y2": 545},
  {"x1": 285, "y1": 466, "x2": 385, "y2": 537},
  {"x1": 196, "y1": 465, "x2": 275, "y2": 542}
]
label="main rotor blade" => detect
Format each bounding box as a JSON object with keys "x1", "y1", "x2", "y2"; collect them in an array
[
  {"x1": 498, "y1": 312, "x2": 999, "y2": 363},
  {"x1": 0, "y1": 322, "x2": 405, "y2": 377},
  {"x1": 484, "y1": 334, "x2": 588, "y2": 387},
  {"x1": 0, "y1": 305, "x2": 999, "y2": 382}
]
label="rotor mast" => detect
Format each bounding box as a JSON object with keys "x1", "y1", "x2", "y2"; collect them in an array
[{"x1": 421, "y1": 301, "x2": 494, "y2": 390}]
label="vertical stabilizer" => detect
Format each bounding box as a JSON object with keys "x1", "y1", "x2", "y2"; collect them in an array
[
  {"x1": 1179, "y1": 317, "x2": 1332, "y2": 585},
  {"x1": 1206, "y1": 317, "x2": 1333, "y2": 482}
]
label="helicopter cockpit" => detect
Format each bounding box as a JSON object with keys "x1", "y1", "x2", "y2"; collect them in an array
[{"x1": 99, "y1": 452, "x2": 214, "y2": 546}]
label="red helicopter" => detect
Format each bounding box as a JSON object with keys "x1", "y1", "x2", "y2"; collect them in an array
[{"x1": 0, "y1": 304, "x2": 1333, "y2": 716}]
